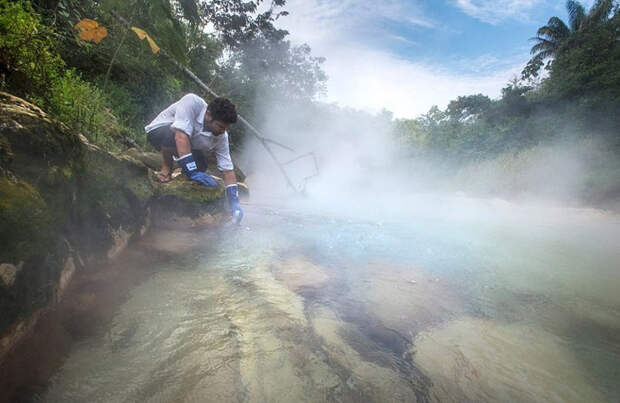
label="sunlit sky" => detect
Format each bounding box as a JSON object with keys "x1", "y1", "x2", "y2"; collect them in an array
[{"x1": 276, "y1": 0, "x2": 595, "y2": 118}]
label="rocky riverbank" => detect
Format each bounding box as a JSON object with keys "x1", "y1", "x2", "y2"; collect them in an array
[{"x1": 0, "y1": 92, "x2": 244, "y2": 400}]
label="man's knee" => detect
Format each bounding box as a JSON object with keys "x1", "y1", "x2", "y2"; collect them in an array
[{"x1": 146, "y1": 131, "x2": 162, "y2": 151}]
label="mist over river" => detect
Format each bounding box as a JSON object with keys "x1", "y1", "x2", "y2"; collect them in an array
[{"x1": 41, "y1": 197, "x2": 620, "y2": 402}]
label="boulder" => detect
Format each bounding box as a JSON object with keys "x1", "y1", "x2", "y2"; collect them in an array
[{"x1": 125, "y1": 147, "x2": 248, "y2": 183}]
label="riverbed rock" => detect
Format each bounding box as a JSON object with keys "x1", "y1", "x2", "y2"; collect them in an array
[
  {"x1": 413, "y1": 317, "x2": 606, "y2": 402},
  {"x1": 361, "y1": 263, "x2": 465, "y2": 337},
  {"x1": 310, "y1": 305, "x2": 425, "y2": 401},
  {"x1": 125, "y1": 147, "x2": 247, "y2": 183},
  {"x1": 272, "y1": 255, "x2": 330, "y2": 291}
]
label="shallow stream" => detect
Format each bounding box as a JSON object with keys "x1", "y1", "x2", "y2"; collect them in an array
[{"x1": 41, "y1": 199, "x2": 620, "y2": 402}]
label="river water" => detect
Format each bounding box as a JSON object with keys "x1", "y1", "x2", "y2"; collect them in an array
[{"x1": 41, "y1": 198, "x2": 620, "y2": 402}]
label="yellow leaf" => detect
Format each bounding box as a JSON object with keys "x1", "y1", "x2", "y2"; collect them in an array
[
  {"x1": 74, "y1": 18, "x2": 107, "y2": 43},
  {"x1": 131, "y1": 27, "x2": 160, "y2": 54}
]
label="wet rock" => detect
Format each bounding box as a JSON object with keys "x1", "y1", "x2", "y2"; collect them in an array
[
  {"x1": 107, "y1": 228, "x2": 131, "y2": 260},
  {"x1": 56, "y1": 257, "x2": 75, "y2": 301},
  {"x1": 150, "y1": 169, "x2": 223, "y2": 203},
  {"x1": 0, "y1": 91, "x2": 149, "y2": 339},
  {"x1": 126, "y1": 147, "x2": 248, "y2": 184},
  {"x1": 148, "y1": 168, "x2": 249, "y2": 203},
  {"x1": 0, "y1": 177, "x2": 53, "y2": 266},
  {"x1": 413, "y1": 317, "x2": 606, "y2": 403},
  {"x1": 138, "y1": 229, "x2": 201, "y2": 254},
  {"x1": 0, "y1": 262, "x2": 22, "y2": 287},
  {"x1": 310, "y1": 305, "x2": 425, "y2": 402},
  {"x1": 272, "y1": 256, "x2": 330, "y2": 291},
  {"x1": 125, "y1": 148, "x2": 162, "y2": 171},
  {"x1": 227, "y1": 263, "x2": 347, "y2": 402},
  {"x1": 361, "y1": 263, "x2": 465, "y2": 337},
  {"x1": 0, "y1": 91, "x2": 257, "y2": 402},
  {"x1": 0, "y1": 91, "x2": 247, "y2": 367}
]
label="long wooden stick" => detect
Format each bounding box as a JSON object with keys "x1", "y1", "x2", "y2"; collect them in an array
[{"x1": 110, "y1": 10, "x2": 299, "y2": 192}]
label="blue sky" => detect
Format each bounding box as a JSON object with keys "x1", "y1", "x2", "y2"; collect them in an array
[{"x1": 276, "y1": 0, "x2": 594, "y2": 118}]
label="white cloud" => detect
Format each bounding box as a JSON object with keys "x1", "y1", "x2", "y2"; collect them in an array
[
  {"x1": 405, "y1": 15, "x2": 437, "y2": 29},
  {"x1": 445, "y1": 49, "x2": 531, "y2": 75},
  {"x1": 344, "y1": 0, "x2": 437, "y2": 28},
  {"x1": 386, "y1": 34, "x2": 419, "y2": 46},
  {"x1": 277, "y1": 0, "x2": 527, "y2": 118},
  {"x1": 453, "y1": 0, "x2": 543, "y2": 24},
  {"x1": 320, "y1": 47, "x2": 523, "y2": 118},
  {"x1": 278, "y1": 0, "x2": 435, "y2": 43}
]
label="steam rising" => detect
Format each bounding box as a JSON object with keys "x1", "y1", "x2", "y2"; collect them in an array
[
  {"x1": 240, "y1": 99, "x2": 402, "y2": 220},
  {"x1": 240, "y1": 93, "x2": 619, "y2": 227}
]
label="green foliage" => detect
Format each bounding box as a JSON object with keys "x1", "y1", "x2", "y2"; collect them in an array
[
  {"x1": 45, "y1": 69, "x2": 121, "y2": 149},
  {"x1": 394, "y1": 118, "x2": 426, "y2": 151},
  {"x1": 392, "y1": 4, "x2": 619, "y2": 206},
  {"x1": 0, "y1": 0, "x2": 64, "y2": 97},
  {"x1": 199, "y1": 0, "x2": 289, "y2": 49},
  {"x1": 101, "y1": 0, "x2": 189, "y2": 62},
  {"x1": 0, "y1": 1, "x2": 130, "y2": 150},
  {"x1": 0, "y1": 0, "x2": 616, "y2": 210},
  {"x1": 31, "y1": 0, "x2": 328, "y2": 148},
  {"x1": 446, "y1": 94, "x2": 492, "y2": 122},
  {"x1": 524, "y1": 0, "x2": 617, "y2": 79},
  {"x1": 544, "y1": 16, "x2": 620, "y2": 122},
  {"x1": 398, "y1": 3, "x2": 619, "y2": 171},
  {"x1": 187, "y1": 30, "x2": 223, "y2": 84}
]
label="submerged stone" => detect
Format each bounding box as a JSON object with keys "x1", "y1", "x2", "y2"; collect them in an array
[
  {"x1": 272, "y1": 255, "x2": 330, "y2": 291},
  {"x1": 413, "y1": 317, "x2": 606, "y2": 403}
]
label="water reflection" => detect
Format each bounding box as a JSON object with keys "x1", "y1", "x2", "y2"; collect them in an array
[{"x1": 42, "y1": 203, "x2": 620, "y2": 402}]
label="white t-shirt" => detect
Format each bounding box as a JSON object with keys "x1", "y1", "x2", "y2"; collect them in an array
[{"x1": 145, "y1": 93, "x2": 234, "y2": 171}]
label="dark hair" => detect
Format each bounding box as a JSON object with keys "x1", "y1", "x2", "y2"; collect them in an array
[{"x1": 207, "y1": 97, "x2": 237, "y2": 124}]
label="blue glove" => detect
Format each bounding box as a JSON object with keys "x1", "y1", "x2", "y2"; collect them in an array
[
  {"x1": 226, "y1": 184, "x2": 244, "y2": 224},
  {"x1": 177, "y1": 153, "x2": 218, "y2": 187}
]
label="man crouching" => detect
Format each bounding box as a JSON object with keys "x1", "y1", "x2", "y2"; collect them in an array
[{"x1": 145, "y1": 93, "x2": 243, "y2": 223}]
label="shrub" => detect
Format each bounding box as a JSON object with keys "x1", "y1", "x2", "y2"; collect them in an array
[
  {"x1": 46, "y1": 69, "x2": 121, "y2": 150},
  {"x1": 95, "y1": 79, "x2": 146, "y2": 147},
  {"x1": 0, "y1": 0, "x2": 64, "y2": 97}
]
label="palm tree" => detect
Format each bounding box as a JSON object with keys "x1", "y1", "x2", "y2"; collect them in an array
[{"x1": 523, "y1": 0, "x2": 616, "y2": 78}]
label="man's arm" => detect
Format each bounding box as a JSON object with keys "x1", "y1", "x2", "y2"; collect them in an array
[
  {"x1": 159, "y1": 130, "x2": 189, "y2": 176},
  {"x1": 174, "y1": 130, "x2": 218, "y2": 187},
  {"x1": 174, "y1": 130, "x2": 192, "y2": 156},
  {"x1": 222, "y1": 170, "x2": 237, "y2": 186},
  {"x1": 224, "y1": 169, "x2": 243, "y2": 224},
  {"x1": 214, "y1": 134, "x2": 243, "y2": 223},
  {"x1": 159, "y1": 147, "x2": 174, "y2": 176}
]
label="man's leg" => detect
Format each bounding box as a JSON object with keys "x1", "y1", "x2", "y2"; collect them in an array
[
  {"x1": 146, "y1": 125, "x2": 177, "y2": 182},
  {"x1": 159, "y1": 147, "x2": 175, "y2": 179}
]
